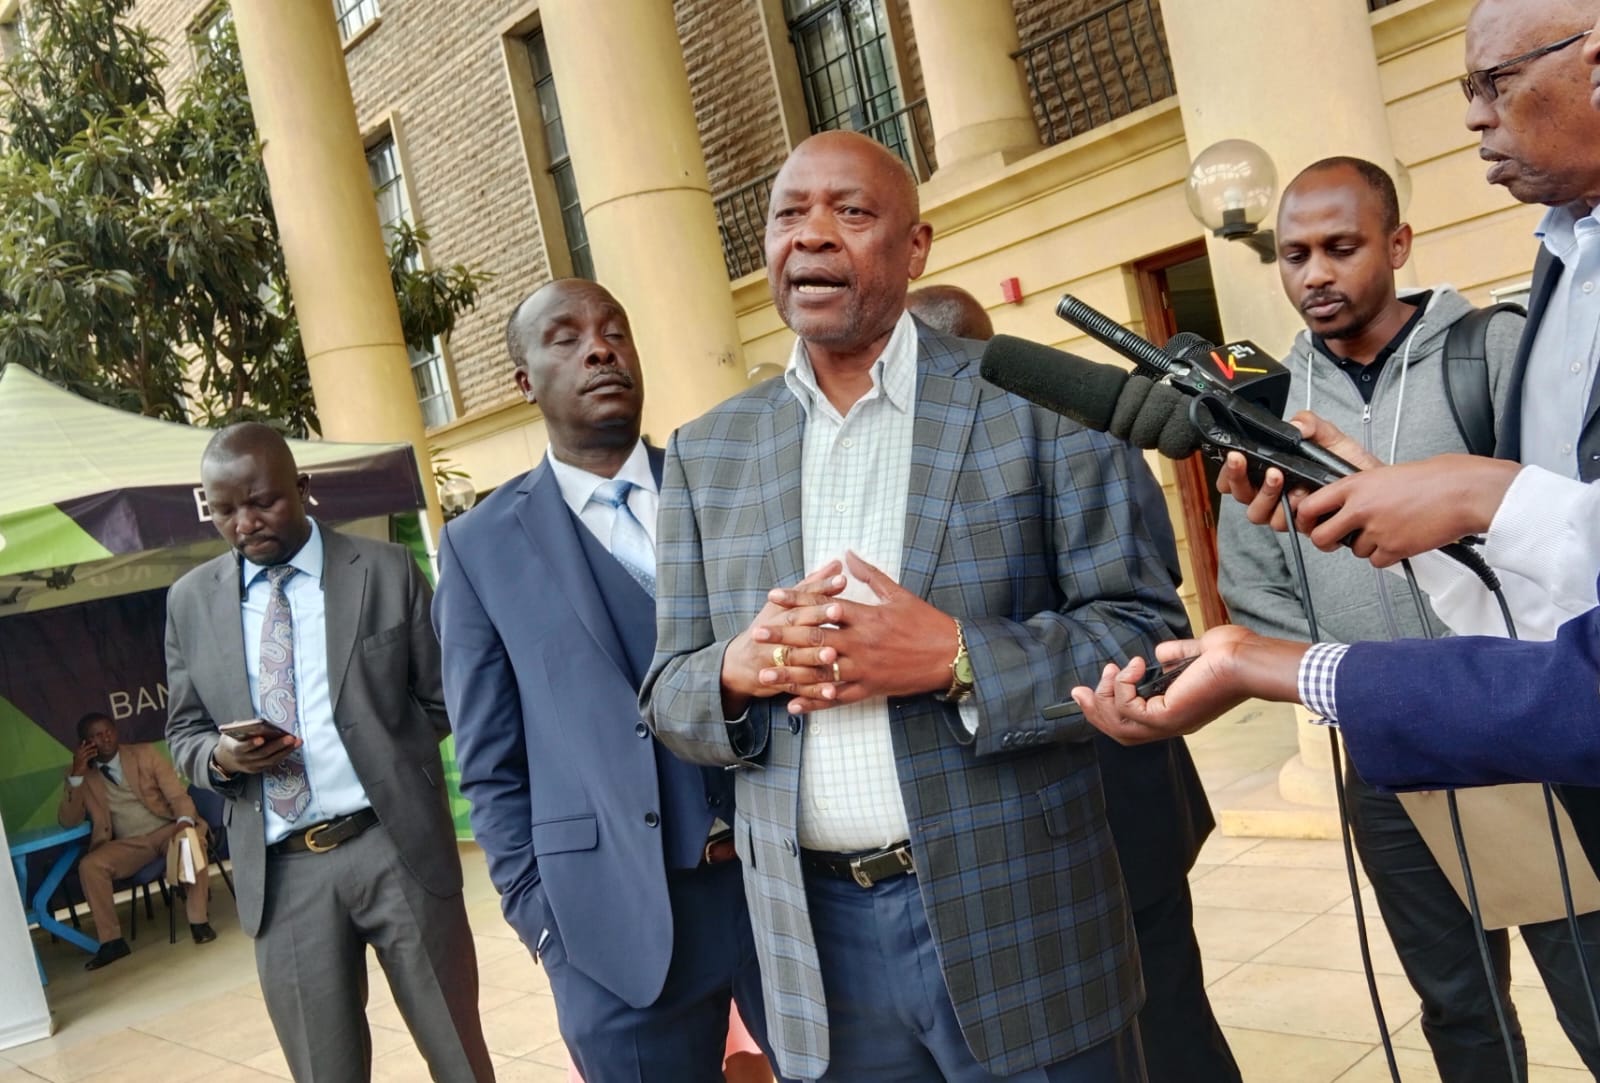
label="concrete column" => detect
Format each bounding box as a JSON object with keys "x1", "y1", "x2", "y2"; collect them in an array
[
  {"x1": 1166, "y1": 0, "x2": 1402, "y2": 828},
  {"x1": 231, "y1": 1, "x2": 441, "y2": 534},
  {"x1": 1165, "y1": 0, "x2": 1404, "y2": 359},
  {"x1": 904, "y1": 0, "x2": 1041, "y2": 189},
  {"x1": 538, "y1": 0, "x2": 749, "y2": 440}
]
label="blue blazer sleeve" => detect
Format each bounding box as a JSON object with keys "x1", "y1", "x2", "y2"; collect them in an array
[{"x1": 1336, "y1": 575, "x2": 1600, "y2": 790}]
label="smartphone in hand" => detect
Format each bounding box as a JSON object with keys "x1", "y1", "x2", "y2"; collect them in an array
[{"x1": 218, "y1": 718, "x2": 292, "y2": 743}]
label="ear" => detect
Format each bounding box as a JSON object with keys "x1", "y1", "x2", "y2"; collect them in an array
[
  {"x1": 1389, "y1": 223, "x2": 1413, "y2": 270},
  {"x1": 296, "y1": 474, "x2": 311, "y2": 501},
  {"x1": 906, "y1": 221, "x2": 934, "y2": 281},
  {"x1": 514, "y1": 367, "x2": 536, "y2": 405}
]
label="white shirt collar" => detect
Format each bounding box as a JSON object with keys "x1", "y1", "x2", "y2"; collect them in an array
[
  {"x1": 783, "y1": 310, "x2": 918, "y2": 419},
  {"x1": 101, "y1": 750, "x2": 122, "y2": 774},
  {"x1": 547, "y1": 439, "x2": 656, "y2": 519},
  {"x1": 242, "y1": 518, "x2": 325, "y2": 589},
  {"x1": 1535, "y1": 200, "x2": 1599, "y2": 260}
]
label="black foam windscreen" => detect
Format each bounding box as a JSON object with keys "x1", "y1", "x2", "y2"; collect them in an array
[
  {"x1": 980, "y1": 334, "x2": 1129, "y2": 433},
  {"x1": 1109, "y1": 374, "x2": 1154, "y2": 441}
]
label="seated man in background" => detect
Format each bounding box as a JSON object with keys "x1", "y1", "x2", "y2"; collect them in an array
[{"x1": 59, "y1": 711, "x2": 215, "y2": 970}]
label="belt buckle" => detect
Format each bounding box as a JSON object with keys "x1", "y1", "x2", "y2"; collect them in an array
[
  {"x1": 302, "y1": 821, "x2": 339, "y2": 854},
  {"x1": 849, "y1": 855, "x2": 874, "y2": 888}
]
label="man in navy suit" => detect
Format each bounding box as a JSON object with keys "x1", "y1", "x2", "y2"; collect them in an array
[{"x1": 432, "y1": 280, "x2": 777, "y2": 1083}]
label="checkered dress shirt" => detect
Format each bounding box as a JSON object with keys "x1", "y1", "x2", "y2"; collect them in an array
[
  {"x1": 1297, "y1": 641, "x2": 1349, "y2": 725},
  {"x1": 784, "y1": 310, "x2": 922, "y2": 851}
]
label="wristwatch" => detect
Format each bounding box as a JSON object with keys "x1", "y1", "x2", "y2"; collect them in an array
[{"x1": 943, "y1": 619, "x2": 975, "y2": 703}]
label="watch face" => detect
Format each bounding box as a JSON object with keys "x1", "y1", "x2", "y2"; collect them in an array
[{"x1": 954, "y1": 653, "x2": 975, "y2": 686}]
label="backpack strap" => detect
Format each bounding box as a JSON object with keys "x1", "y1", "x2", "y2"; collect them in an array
[{"x1": 1442, "y1": 302, "x2": 1522, "y2": 458}]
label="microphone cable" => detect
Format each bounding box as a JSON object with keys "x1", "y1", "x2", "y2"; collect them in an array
[{"x1": 1281, "y1": 493, "x2": 1405, "y2": 1083}]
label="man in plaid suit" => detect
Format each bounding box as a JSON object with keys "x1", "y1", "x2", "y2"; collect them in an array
[{"x1": 641, "y1": 130, "x2": 1189, "y2": 1081}]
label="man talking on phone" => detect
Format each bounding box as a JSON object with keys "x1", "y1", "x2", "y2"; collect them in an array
[{"x1": 164, "y1": 423, "x2": 493, "y2": 1083}]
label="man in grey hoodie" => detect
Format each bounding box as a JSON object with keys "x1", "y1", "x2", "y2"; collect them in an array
[{"x1": 1219, "y1": 156, "x2": 1600, "y2": 1081}]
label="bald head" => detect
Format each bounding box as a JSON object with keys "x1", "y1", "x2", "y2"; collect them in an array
[
  {"x1": 201, "y1": 422, "x2": 311, "y2": 566},
  {"x1": 906, "y1": 285, "x2": 994, "y2": 341},
  {"x1": 506, "y1": 278, "x2": 625, "y2": 373}
]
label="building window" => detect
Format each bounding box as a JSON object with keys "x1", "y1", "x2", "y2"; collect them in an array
[
  {"x1": 189, "y1": 3, "x2": 232, "y2": 65},
  {"x1": 784, "y1": 0, "x2": 908, "y2": 159},
  {"x1": 366, "y1": 136, "x2": 455, "y2": 428},
  {"x1": 526, "y1": 29, "x2": 593, "y2": 280},
  {"x1": 0, "y1": 1, "x2": 29, "y2": 60},
  {"x1": 333, "y1": 0, "x2": 379, "y2": 41}
]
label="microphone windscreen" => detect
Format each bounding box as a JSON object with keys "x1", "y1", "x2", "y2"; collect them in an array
[
  {"x1": 1109, "y1": 374, "x2": 1154, "y2": 441},
  {"x1": 1124, "y1": 382, "x2": 1202, "y2": 458},
  {"x1": 1159, "y1": 408, "x2": 1204, "y2": 459},
  {"x1": 980, "y1": 334, "x2": 1129, "y2": 433},
  {"x1": 1163, "y1": 330, "x2": 1216, "y2": 362}
]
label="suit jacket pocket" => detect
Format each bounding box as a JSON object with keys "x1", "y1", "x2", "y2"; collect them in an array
[
  {"x1": 1036, "y1": 768, "x2": 1102, "y2": 840},
  {"x1": 361, "y1": 622, "x2": 408, "y2": 652},
  {"x1": 530, "y1": 814, "x2": 598, "y2": 856}
]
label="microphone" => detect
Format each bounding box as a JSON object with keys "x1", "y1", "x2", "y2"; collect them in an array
[
  {"x1": 979, "y1": 335, "x2": 1202, "y2": 459},
  {"x1": 1054, "y1": 295, "x2": 1360, "y2": 481}
]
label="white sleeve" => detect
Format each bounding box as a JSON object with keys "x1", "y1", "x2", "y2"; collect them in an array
[{"x1": 1403, "y1": 467, "x2": 1600, "y2": 640}]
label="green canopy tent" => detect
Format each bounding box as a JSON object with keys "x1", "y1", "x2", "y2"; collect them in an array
[{"x1": 0, "y1": 365, "x2": 469, "y2": 837}]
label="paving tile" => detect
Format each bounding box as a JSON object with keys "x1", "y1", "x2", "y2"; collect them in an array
[
  {"x1": 1195, "y1": 833, "x2": 1264, "y2": 866},
  {"x1": 1207, "y1": 962, "x2": 1419, "y2": 1045},
  {"x1": 478, "y1": 993, "x2": 564, "y2": 1059},
  {"x1": 1193, "y1": 905, "x2": 1317, "y2": 963},
  {"x1": 524, "y1": 1038, "x2": 574, "y2": 1071},
  {"x1": 239, "y1": 1044, "x2": 292, "y2": 1079},
  {"x1": 1231, "y1": 838, "x2": 1365, "y2": 870},
  {"x1": 1331, "y1": 1043, "x2": 1442, "y2": 1082},
  {"x1": 13, "y1": 1030, "x2": 231, "y2": 1083},
  {"x1": 498, "y1": 1059, "x2": 572, "y2": 1083},
  {"x1": 1192, "y1": 864, "x2": 1356, "y2": 915},
  {"x1": 1220, "y1": 1025, "x2": 1370, "y2": 1083},
  {"x1": 1205, "y1": 959, "x2": 1243, "y2": 988},
  {"x1": 131, "y1": 991, "x2": 280, "y2": 1062},
  {"x1": 1253, "y1": 914, "x2": 1408, "y2": 977}
]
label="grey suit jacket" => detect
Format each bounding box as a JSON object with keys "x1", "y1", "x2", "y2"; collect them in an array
[
  {"x1": 164, "y1": 524, "x2": 459, "y2": 938},
  {"x1": 642, "y1": 326, "x2": 1188, "y2": 1078}
]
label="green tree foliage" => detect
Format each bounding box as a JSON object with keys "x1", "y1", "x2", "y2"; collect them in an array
[{"x1": 0, "y1": 0, "x2": 487, "y2": 434}]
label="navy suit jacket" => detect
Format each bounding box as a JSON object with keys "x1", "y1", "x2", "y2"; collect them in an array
[{"x1": 433, "y1": 448, "x2": 716, "y2": 1009}]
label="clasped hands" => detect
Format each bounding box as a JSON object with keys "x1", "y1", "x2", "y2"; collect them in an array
[
  {"x1": 720, "y1": 551, "x2": 957, "y2": 717},
  {"x1": 1220, "y1": 411, "x2": 1518, "y2": 567}
]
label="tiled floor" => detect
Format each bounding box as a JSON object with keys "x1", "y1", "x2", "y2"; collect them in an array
[{"x1": 4, "y1": 739, "x2": 1596, "y2": 1081}]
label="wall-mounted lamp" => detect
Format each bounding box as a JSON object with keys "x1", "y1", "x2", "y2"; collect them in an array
[
  {"x1": 439, "y1": 475, "x2": 478, "y2": 521},
  {"x1": 1186, "y1": 139, "x2": 1278, "y2": 263}
]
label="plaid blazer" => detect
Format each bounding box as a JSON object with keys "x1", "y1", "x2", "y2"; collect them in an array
[{"x1": 641, "y1": 324, "x2": 1188, "y2": 1079}]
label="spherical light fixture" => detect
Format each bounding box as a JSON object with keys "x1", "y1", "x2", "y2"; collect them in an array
[
  {"x1": 439, "y1": 475, "x2": 477, "y2": 520},
  {"x1": 1186, "y1": 139, "x2": 1279, "y2": 262}
]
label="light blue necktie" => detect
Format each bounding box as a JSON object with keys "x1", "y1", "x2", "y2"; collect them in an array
[{"x1": 592, "y1": 478, "x2": 656, "y2": 598}]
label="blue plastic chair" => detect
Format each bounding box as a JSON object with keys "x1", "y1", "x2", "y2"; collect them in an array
[
  {"x1": 186, "y1": 785, "x2": 234, "y2": 898},
  {"x1": 112, "y1": 854, "x2": 174, "y2": 944}
]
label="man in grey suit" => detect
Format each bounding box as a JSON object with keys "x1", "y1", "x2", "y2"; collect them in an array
[
  {"x1": 165, "y1": 423, "x2": 494, "y2": 1083},
  {"x1": 642, "y1": 131, "x2": 1188, "y2": 1081}
]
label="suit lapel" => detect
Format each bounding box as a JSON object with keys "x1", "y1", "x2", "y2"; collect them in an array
[
  {"x1": 755, "y1": 391, "x2": 807, "y2": 587},
  {"x1": 1500, "y1": 247, "x2": 1563, "y2": 462},
  {"x1": 514, "y1": 462, "x2": 632, "y2": 679},
  {"x1": 202, "y1": 555, "x2": 256, "y2": 723},
  {"x1": 322, "y1": 528, "x2": 367, "y2": 712},
  {"x1": 899, "y1": 329, "x2": 979, "y2": 601}
]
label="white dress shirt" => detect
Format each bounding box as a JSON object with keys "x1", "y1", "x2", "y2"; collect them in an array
[
  {"x1": 1409, "y1": 201, "x2": 1600, "y2": 642},
  {"x1": 546, "y1": 439, "x2": 659, "y2": 548},
  {"x1": 241, "y1": 520, "x2": 371, "y2": 844}
]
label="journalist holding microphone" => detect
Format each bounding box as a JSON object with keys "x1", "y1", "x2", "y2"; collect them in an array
[{"x1": 1076, "y1": 0, "x2": 1600, "y2": 797}]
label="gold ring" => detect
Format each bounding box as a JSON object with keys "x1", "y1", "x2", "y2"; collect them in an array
[
  {"x1": 772, "y1": 645, "x2": 789, "y2": 667},
  {"x1": 832, "y1": 662, "x2": 841, "y2": 682}
]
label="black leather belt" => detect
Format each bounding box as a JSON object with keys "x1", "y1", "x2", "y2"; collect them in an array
[
  {"x1": 268, "y1": 808, "x2": 379, "y2": 856},
  {"x1": 801, "y1": 841, "x2": 915, "y2": 888}
]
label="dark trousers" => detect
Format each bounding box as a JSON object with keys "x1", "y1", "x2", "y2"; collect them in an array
[
  {"x1": 539, "y1": 858, "x2": 783, "y2": 1083},
  {"x1": 1348, "y1": 772, "x2": 1600, "y2": 1081},
  {"x1": 1130, "y1": 880, "x2": 1242, "y2": 1083},
  {"x1": 801, "y1": 869, "x2": 1145, "y2": 1082}
]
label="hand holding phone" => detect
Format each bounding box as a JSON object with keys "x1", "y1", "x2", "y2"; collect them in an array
[
  {"x1": 1134, "y1": 655, "x2": 1200, "y2": 699},
  {"x1": 70, "y1": 740, "x2": 96, "y2": 776},
  {"x1": 215, "y1": 719, "x2": 299, "y2": 775},
  {"x1": 218, "y1": 719, "x2": 292, "y2": 743}
]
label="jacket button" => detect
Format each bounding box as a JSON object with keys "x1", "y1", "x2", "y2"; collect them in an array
[
  {"x1": 1000, "y1": 733, "x2": 1014, "y2": 748},
  {"x1": 635, "y1": 722, "x2": 649, "y2": 738},
  {"x1": 783, "y1": 838, "x2": 797, "y2": 856},
  {"x1": 644, "y1": 811, "x2": 660, "y2": 828},
  {"x1": 788, "y1": 716, "x2": 802, "y2": 734}
]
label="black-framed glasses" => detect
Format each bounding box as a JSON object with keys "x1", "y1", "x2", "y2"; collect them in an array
[{"x1": 1460, "y1": 30, "x2": 1590, "y2": 102}]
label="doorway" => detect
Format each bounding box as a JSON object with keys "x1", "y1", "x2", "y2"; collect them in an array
[{"x1": 1134, "y1": 240, "x2": 1229, "y2": 631}]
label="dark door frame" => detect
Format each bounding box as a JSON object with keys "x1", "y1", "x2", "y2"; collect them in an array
[{"x1": 1133, "y1": 239, "x2": 1230, "y2": 632}]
